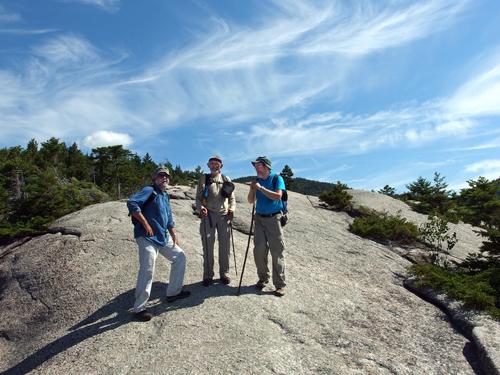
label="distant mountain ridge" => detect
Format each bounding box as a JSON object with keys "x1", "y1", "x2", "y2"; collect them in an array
[{"x1": 233, "y1": 176, "x2": 338, "y2": 196}]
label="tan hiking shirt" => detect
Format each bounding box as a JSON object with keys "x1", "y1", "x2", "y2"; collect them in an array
[{"x1": 195, "y1": 173, "x2": 236, "y2": 215}]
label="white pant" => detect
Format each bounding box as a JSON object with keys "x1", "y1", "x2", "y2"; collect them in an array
[{"x1": 133, "y1": 236, "x2": 186, "y2": 313}]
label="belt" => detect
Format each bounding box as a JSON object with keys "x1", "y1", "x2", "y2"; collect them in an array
[{"x1": 256, "y1": 212, "x2": 280, "y2": 218}]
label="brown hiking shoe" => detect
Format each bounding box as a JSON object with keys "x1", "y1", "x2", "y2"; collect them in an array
[
  {"x1": 202, "y1": 278, "x2": 213, "y2": 287},
  {"x1": 220, "y1": 276, "x2": 231, "y2": 285},
  {"x1": 255, "y1": 279, "x2": 269, "y2": 289},
  {"x1": 274, "y1": 288, "x2": 285, "y2": 297}
]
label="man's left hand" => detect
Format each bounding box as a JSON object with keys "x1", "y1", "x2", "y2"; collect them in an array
[
  {"x1": 251, "y1": 181, "x2": 262, "y2": 191},
  {"x1": 227, "y1": 211, "x2": 234, "y2": 222}
]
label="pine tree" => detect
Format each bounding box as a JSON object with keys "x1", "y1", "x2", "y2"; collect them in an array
[
  {"x1": 459, "y1": 177, "x2": 499, "y2": 268},
  {"x1": 193, "y1": 165, "x2": 204, "y2": 180},
  {"x1": 280, "y1": 165, "x2": 294, "y2": 190},
  {"x1": 378, "y1": 185, "x2": 396, "y2": 197},
  {"x1": 23, "y1": 139, "x2": 39, "y2": 164},
  {"x1": 66, "y1": 142, "x2": 92, "y2": 181},
  {"x1": 91, "y1": 145, "x2": 134, "y2": 199},
  {"x1": 406, "y1": 176, "x2": 432, "y2": 200},
  {"x1": 405, "y1": 173, "x2": 452, "y2": 215},
  {"x1": 141, "y1": 153, "x2": 157, "y2": 185},
  {"x1": 39, "y1": 137, "x2": 67, "y2": 172}
]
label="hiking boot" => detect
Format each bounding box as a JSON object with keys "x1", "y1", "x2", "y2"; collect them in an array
[
  {"x1": 220, "y1": 275, "x2": 231, "y2": 285},
  {"x1": 166, "y1": 290, "x2": 191, "y2": 303},
  {"x1": 274, "y1": 287, "x2": 285, "y2": 297},
  {"x1": 255, "y1": 279, "x2": 269, "y2": 289},
  {"x1": 134, "y1": 310, "x2": 153, "y2": 322},
  {"x1": 202, "y1": 278, "x2": 213, "y2": 287}
]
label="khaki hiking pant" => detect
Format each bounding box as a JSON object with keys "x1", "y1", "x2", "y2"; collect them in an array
[
  {"x1": 253, "y1": 214, "x2": 286, "y2": 289},
  {"x1": 200, "y1": 211, "x2": 231, "y2": 280}
]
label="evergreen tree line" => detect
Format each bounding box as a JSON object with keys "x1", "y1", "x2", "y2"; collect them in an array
[{"x1": 0, "y1": 137, "x2": 203, "y2": 240}]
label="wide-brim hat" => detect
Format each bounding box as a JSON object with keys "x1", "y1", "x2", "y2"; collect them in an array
[{"x1": 251, "y1": 156, "x2": 272, "y2": 169}]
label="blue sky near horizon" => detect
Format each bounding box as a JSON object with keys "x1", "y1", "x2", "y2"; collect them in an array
[{"x1": 1, "y1": 0, "x2": 499, "y2": 192}]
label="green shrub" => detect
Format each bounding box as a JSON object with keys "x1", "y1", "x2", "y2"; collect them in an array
[
  {"x1": 418, "y1": 214, "x2": 457, "y2": 257},
  {"x1": 409, "y1": 264, "x2": 500, "y2": 320},
  {"x1": 349, "y1": 210, "x2": 419, "y2": 244},
  {"x1": 1, "y1": 176, "x2": 109, "y2": 239},
  {"x1": 319, "y1": 182, "x2": 352, "y2": 210}
]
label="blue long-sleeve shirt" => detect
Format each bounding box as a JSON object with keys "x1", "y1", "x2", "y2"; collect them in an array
[{"x1": 127, "y1": 185, "x2": 175, "y2": 247}]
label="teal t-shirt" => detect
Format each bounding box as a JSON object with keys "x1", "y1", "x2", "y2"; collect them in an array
[{"x1": 256, "y1": 172, "x2": 286, "y2": 215}]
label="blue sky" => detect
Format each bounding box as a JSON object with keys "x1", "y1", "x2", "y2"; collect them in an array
[{"x1": 1, "y1": 0, "x2": 499, "y2": 192}]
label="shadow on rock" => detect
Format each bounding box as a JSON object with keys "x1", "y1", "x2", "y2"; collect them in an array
[
  {"x1": 463, "y1": 342, "x2": 486, "y2": 375},
  {"x1": 3, "y1": 281, "x2": 260, "y2": 375}
]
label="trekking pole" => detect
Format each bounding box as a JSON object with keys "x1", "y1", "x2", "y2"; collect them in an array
[
  {"x1": 230, "y1": 222, "x2": 238, "y2": 276},
  {"x1": 237, "y1": 203, "x2": 255, "y2": 296}
]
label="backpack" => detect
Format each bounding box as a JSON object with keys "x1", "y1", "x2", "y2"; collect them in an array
[
  {"x1": 272, "y1": 175, "x2": 289, "y2": 226},
  {"x1": 129, "y1": 186, "x2": 157, "y2": 225},
  {"x1": 204, "y1": 174, "x2": 235, "y2": 199}
]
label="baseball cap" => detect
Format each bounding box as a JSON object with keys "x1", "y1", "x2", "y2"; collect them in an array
[
  {"x1": 153, "y1": 167, "x2": 171, "y2": 178},
  {"x1": 208, "y1": 155, "x2": 223, "y2": 164}
]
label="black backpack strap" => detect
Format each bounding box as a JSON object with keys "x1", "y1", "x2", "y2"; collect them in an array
[
  {"x1": 273, "y1": 175, "x2": 288, "y2": 209},
  {"x1": 272, "y1": 175, "x2": 278, "y2": 191},
  {"x1": 207, "y1": 173, "x2": 228, "y2": 184},
  {"x1": 205, "y1": 173, "x2": 213, "y2": 186},
  {"x1": 130, "y1": 185, "x2": 157, "y2": 223},
  {"x1": 142, "y1": 186, "x2": 157, "y2": 210}
]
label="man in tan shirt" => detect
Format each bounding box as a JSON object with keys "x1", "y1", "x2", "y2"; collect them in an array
[{"x1": 195, "y1": 156, "x2": 236, "y2": 286}]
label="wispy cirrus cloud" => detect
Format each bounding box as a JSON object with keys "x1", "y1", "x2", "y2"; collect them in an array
[
  {"x1": 145, "y1": 0, "x2": 468, "y2": 71},
  {"x1": 465, "y1": 159, "x2": 500, "y2": 175},
  {"x1": 58, "y1": 0, "x2": 120, "y2": 12},
  {"x1": 0, "y1": 4, "x2": 56, "y2": 35},
  {"x1": 228, "y1": 36, "x2": 500, "y2": 160},
  {"x1": 33, "y1": 34, "x2": 100, "y2": 63},
  {"x1": 229, "y1": 101, "x2": 474, "y2": 160},
  {"x1": 0, "y1": 0, "x2": 475, "y2": 156},
  {"x1": 297, "y1": 0, "x2": 469, "y2": 55},
  {"x1": 116, "y1": 0, "x2": 470, "y2": 129},
  {"x1": 0, "y1": 5, "x2": 55, "y2": 35},
  {"x1": 0, "y1": 5, "x2": 21, "y2": 22},
  {"x1": 0, "y1": 33, "x2": 144, "y2": 147},
  {"x1": 446, "y1": 50, "x2": 500, "y2": 117},
  {"x1": 0, "y1": 28, "x2": 57, "y2": 35}
]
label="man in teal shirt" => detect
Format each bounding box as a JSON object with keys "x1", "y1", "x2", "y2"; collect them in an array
[{"x1": 247, "y1": 156, "x2": 287, "y2": 297}]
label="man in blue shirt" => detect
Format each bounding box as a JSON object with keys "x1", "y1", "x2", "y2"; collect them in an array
[
  {"x1": 127, "y1": 167, "x2": 190, "y2": 321},
  {"x1": 247, "y1": 156, "x2": 286, "y2": 297}
]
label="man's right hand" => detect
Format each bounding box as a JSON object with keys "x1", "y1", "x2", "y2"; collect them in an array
[
  {"x1": 199, "y1": 207, "x2": 208, "y2": 218},
  {"x1": 144, "y1": 222, "x2": 154, "y2": 237}
]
